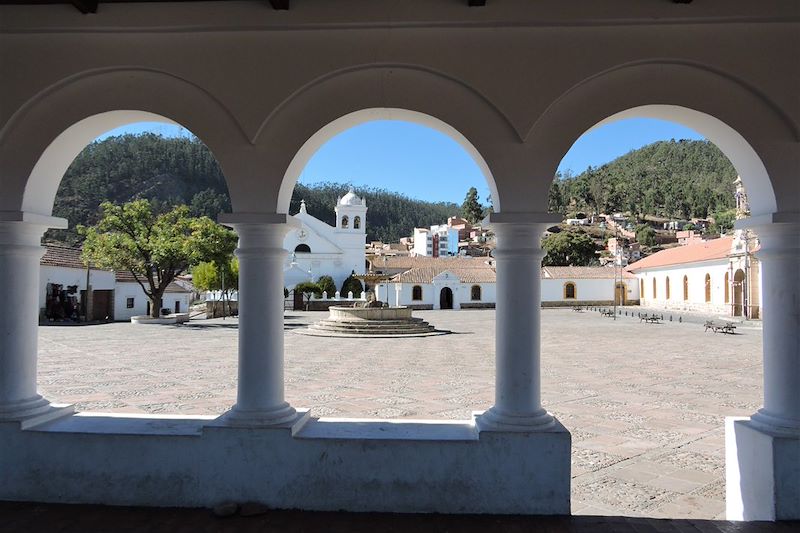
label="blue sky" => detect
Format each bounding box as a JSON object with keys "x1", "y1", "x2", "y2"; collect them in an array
[{"x1": 98, "y1": 118, "x2": 705, "y2": 205}]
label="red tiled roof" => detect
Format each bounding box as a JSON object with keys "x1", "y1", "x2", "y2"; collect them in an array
[
  {"x1": 115, "y1": 271, "x2": 190, "y2": 293},
  {"x1": 542, "y1": 266, "x2": 636, "y2": 279},
  {"x1": 626, "y1": 237, "x2": 733, "y2": 272},
  {"x1": 377, "y1": 256, "x2": 493, "y2": 270},
  {"x1": 392, "y1": 266, "x2": 496, "y2": 284},
  {"x1": 40, "y1": 244, "x2": 109, "y2": 270}
]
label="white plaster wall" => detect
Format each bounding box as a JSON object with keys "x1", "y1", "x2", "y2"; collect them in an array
[
  {"x1": 636, "y1": 260, "x2": 730, "y2": 313},
  {"x1": 114, "y1": 282, "x2": 191, "y2": 321},
  {"x1": 39, "y1": 266, "x2": 115, "y2": 310},
  {"x1": 541, "y1": 278, "x2": 633, "y2": 303},
  {"x1": 380, "y1": 282, "x2": 496, "y2": 308}
]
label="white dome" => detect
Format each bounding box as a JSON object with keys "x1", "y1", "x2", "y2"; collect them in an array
[{"x1": 339, "y1": 188, "x2": 362, "y2": 206}]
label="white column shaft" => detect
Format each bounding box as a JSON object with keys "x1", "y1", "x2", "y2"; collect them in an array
[
  {"x1": 480, "y1": 222, "x2": 553, "y2": 429},
  {"x1": 229, "y1": 223, "x2": 296, "y2": 425},
  {"x1": 0, "y1": 222, "x2": 50, "y2": 419},
  {"x1": 751, "y1": 222, "x2": 800, "y2": 431}
]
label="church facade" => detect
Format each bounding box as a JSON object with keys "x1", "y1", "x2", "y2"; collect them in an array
[{"x1": 282, "y1": 189, "x2": 367, "y2": 291}]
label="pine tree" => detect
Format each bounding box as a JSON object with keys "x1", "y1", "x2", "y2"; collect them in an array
[{"x1": 461, "y1": 187, "x2": 484, "y2": 224}]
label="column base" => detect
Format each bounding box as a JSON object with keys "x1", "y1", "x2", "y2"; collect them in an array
[
  {"x1": 0, "y1": 394, "x2": 52, "y2": 421},
  {"x1": 214, "y1": 403, "x2": 309, "y2": 429},
  {"x1": 475, "y1": 406, "x2": 555, "y2": 431},
  {"x1": 726, "y1": 416, "x2": 800, "y2": 521},
  {"x1": 749, "y1": 408, "x2": 800, "y2": 434}
]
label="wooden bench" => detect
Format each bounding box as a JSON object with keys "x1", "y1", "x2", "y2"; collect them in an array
[
  {"x1": 704, "y1": 321, "x2": 737, "y2": 334},
  {"x1": 601, "y1": 310, "x2": 615, "y2": 317},
  {"x1": 572, "y1": 306, "x2": 584, "y2": 312}
]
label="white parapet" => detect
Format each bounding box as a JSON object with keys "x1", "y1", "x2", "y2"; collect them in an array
[
  {"x1": 726, "y1": 416, "x2": 800, "y2": 521},
  {"x1": 0, "y1": 412, "x2": 571, "y2": 514}
]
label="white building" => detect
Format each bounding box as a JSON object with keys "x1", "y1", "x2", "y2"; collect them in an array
[
  {"x1": 627, "y1": 234, "x2": 761, "y2": 318},
  {"x1": 378, "y1": 261, "x2": 638, "y2": 309},
  {"x1": 283, "y1": 190, "x2": 367, "y2": 290},
  {"x1": 40, "y1": 244, "x2": 115, "y2": 321},
  {"x1": 541, "y1": 266, "x2": 639, "y2": 306},
  {"x1": 412, "y1": 224, "x2": 459, "y2": 257},
  {"x1": 113, "y1": 271, "x2": 193, "y2": 321}
]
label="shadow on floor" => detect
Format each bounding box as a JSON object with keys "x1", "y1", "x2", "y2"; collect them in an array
[{"x1": 1, "y1": 502, "x2": 797, "y2": 533}]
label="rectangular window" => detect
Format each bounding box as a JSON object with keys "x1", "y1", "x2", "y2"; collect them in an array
[{"x1": 126, "y1": 297, "x2": 135, "y2": 309}]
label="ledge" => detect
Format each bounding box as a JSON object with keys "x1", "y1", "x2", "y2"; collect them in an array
[{"x1": 294, "y1": 417, "x2": 479, "y2": 441}]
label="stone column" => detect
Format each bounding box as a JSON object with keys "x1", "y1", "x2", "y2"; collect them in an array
[
  {"x1": 749, "y1": 221, "x2": 800, "y2": 432},
  {"x1": 0, "y1": 221, "x2": 52, "y2": 420},
  {"x1": 478, "y1": 214, "x2": 559, "y2": 430},
  {"x1": 220, "y1": 215, "x2": 301, "y2": 426}
]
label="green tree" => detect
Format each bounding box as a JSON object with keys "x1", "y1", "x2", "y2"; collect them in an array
[
  {"x1": 635, "y1": 224, "x2": 657, "y2": 247},
  {"x1": 316, "y1": 275, "x2": 337, "y2": 298},
  {"x1": 341, "y1": 272, "x2": 364, "y2": 298},
  {"x1": 710, "y1": 209, "x2": 736, "y2": 235},
  {"x1": 192, "y1": 258, "x2": 239, "y2": 317},
  {"x1": 542, "y1": 231, "x2": 599, "y2": 266},
  {"x1": 80, "y1": 200, "x2": 232, "y2": 318},
  {"x1": 295, "y1": 282, "x2": 321, "y2": 310},
  {"x1": 461, "y1": 187, "x2": 484, "y2": 224}
]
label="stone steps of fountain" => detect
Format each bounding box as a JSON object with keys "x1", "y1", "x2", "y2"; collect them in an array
[{"x1": 307, "y1": 318, "x2": 438, "y2": 335}]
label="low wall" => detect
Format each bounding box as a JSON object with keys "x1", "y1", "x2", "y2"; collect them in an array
[
  {"x1": 0, "y1": 412, "x2": 571, "y2": 515},
  {"x1": 329, "y1": 306, "x2": 412, "y2": 320},
  {"x1": 205, "y1": 301, "x2": 238, "y2": 318},
  {"x1": 460, "y1": 303, "x2": 495, "y2": 309}
]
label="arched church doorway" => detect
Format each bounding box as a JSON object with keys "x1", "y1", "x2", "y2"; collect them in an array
[
  {"x1": 733, "y1": 268, "x2": 746, "y2": 317},
  {"x1": 439, "y1": 287, "x2": 454, "y2": 310}
]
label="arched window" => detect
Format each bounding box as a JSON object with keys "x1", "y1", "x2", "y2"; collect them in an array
[
  {"x1": 652, "y1": 278, "x2": 657, "y2": 299},
  {"x1": 341, "y1": 215, "x2": 349, "y2": 228},
  {"x1": 665, "y1": 276, "x2": 671, "y2": 300},
  {"x1": 724, "y1": 272, "x2": 730, "y2": 303},
  {"x1": 353, "y1": 216, "x2": 361, "y2": 229},
  {"x1": 683, "y1": 276, "x2": 689, "y2": 301},
  {"x1": 705, "y1": 273, "x2": 712, "y2": 303},
  {"x1": 471, "y1": 285, "x2": 481, "y2": 301},
  {"x1": 294, "y1": 244, "x2": 311, "y2": 253},
  {"x1": 564, "y1": 282, "x2": 576, "y2": 300},
  {"x1": 412, "y1": 285, "x2": 423, "y2": 301},
  {"x1": 640, "y1": 279, "x2": 644, "y2": 297}
]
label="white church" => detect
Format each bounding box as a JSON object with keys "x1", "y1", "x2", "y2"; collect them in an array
[{"x1": 283, "y1": 188, "x2": 367, "y2": 291}]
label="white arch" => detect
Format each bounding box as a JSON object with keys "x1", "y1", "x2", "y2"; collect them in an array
[
  {"x1": 586, "y1": 105, "x2": 776, "y2": 217},
  {"x1": 22, "y1": 111, "x2": 178, "y2": 216},
  {"x1": 276, "y1": 108, "x2": 500, "y2": 214}
]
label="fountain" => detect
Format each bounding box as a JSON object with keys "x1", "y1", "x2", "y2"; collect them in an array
[{"x1": 301, "y1": 260, "x2": 447, "y2": 337}]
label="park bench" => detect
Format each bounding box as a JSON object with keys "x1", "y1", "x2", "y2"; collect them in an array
[
  {"x1": 573, "y1": 306, "x2": 584, "y2": 312},
  {"x1": 601, "y1": 309, "x2": 615, "y2": 317},
  {"x1": 704, "y1": 321, "x2": 737, "y2": 334}
]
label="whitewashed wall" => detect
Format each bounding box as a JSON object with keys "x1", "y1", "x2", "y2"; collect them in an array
[
  {"x1": 378, "y1": 282, "x2": 497, "y2": 309},
  {"x1": 39, "y1": 266, "x2": 115, "y2": 310},
  {"x1": 635, "y1": 260, "x2": 730, "y2": 313},
  {"x1": 541, "y1": 277, "x2": 638, "y2": 304},
  {"x1": 114, "y1": 282, "x2": 191, "y2": 321}
]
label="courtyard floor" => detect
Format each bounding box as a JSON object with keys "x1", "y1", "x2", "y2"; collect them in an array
[{"x1": 37, "y1": 308, "x2": 764, "y2": 520}]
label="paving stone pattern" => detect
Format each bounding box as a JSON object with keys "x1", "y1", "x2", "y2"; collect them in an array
[{"x1": 37, "y1": 309, "x2": 763, "y2": 520}]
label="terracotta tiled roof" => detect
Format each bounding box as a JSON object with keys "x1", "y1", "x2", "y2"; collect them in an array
[
  {"x1": 392, "y1": 266, "x2": 496, "y2": 284},
  {"x1": 541, "y1": 266, "x2": 636, "y2": 280},
  {"x1": 115, "y1": 271, "x2": 190, "y2": 293},
  {"x1": 626, "y1": 237, "x2": 733, "y2": 272},
  {"x1": 40, "y1": 244, "x2": 109, "y2": 270},
  {"x1": 377, "y1": 256, "x2": 493, "y2": 270}
]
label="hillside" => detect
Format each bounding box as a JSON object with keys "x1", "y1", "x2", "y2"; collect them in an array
[
  {"x1": 48, "y1": 134, "x2": 461, "y2": 244},
  {"x1": 549, "y1": 140, "x2": 738, "y2": 220}
]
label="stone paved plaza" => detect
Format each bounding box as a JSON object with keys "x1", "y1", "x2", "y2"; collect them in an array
[{"x1": 37, "y1": 309, "x2": 763, "y2": 520}]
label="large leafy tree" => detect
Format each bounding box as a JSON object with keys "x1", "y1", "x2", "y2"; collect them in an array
[
  {"x1": 542, "y1": 230, "x2": 599, "y2": 266},
  {"x1": 80, "y1": 200, "x2": 237, "y2": 318},
  {"x1": 461, "y1": 187, "x2": 484, "y2": 224}
]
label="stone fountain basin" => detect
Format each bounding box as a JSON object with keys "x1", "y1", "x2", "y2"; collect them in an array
[{"x1": 328, "y1": 306, "x2": 412, "y2": 321}]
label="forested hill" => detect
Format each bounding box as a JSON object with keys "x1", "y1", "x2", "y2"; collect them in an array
[
  {"x1": 549, "y1": 140, "x2": 738, "y2": 220},
  {"x1": 48, "y1": 134, "x2": 460, "y2": 244}
]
